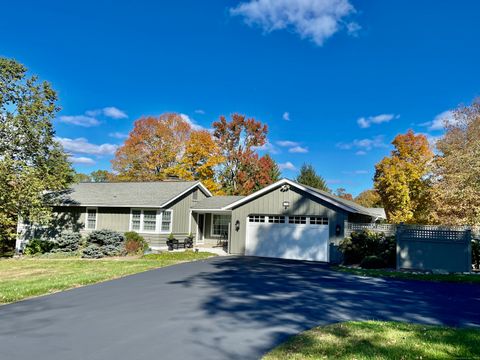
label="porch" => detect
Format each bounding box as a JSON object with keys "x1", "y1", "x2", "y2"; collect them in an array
[{"x1": 191, "y1": 211, "x2": 232, "y2": 253}]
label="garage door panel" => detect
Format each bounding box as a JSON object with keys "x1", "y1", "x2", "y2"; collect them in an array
[{"x1": 246, "y1": 222, "x2": 329, "y2": 262}]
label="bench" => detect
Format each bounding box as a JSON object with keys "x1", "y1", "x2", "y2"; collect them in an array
[{"x1": 166, "y1": 237, "x2": 194, "y2": 251}]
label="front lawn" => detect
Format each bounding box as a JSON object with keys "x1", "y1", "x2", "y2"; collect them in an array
[
  {"x1": 333, "y1": 265, "x2": 480, "y2": 284},
  {"x1": 0, "y1": 251, "x2": 216, "y2": 304},
  {"x1": 263, "y1": 321, "x2": 480, "y2": 360}
]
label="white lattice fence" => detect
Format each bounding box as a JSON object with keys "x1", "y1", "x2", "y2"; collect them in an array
[{"x1": 345, "y1": 222, "x2": 397, "y2": 237}]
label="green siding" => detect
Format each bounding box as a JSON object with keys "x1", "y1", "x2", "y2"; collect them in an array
[{"x1": 229, "y1": 186, "x2": 348, "y2": 255}]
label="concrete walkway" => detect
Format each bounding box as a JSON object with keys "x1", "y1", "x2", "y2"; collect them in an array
[{"x1": 0, "y1": 256, "x2": 479, "y2": 360}]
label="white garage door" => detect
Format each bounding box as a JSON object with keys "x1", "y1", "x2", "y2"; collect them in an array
[{"x1": 246, "y1": 215, "x2": 330, "y2": 262}]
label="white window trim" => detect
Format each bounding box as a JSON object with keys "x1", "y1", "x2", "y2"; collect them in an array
[
  {"x1": 129, "y1": 209, "x2": 173, "y2": 234},
  {"x1": 85, "y1": 207, "x2": 98, "y2": 230},
  {"x1": 211, "y1": 214, "x2": 230, "y2": 237}
]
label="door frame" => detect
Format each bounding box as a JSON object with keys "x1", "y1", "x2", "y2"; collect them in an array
[{"x1": 196, "y1": 213, "x2": 205, "y2": 244}]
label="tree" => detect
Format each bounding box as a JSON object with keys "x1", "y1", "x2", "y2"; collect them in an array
[
  {"x1": 176, "y1": 130, "x2": 224, "y2": 193},
  {"x1": 355, "y1": 189, "x2": 383, "y2": 208},
  {"x1": 0, "y1": 57, "x2": 74, "y2": 255},
  {"x1": 213, "y1": 113, "x2": 268, "y2": 195},
  {"x1": 335, "y1": 188, "x2": 353, "y2": 201},
  {"x1": 74, "y1": 173, "x2": 91, "y2": 183},
  {"x1": 295, "y1": 164, "x2": 329, "y2": 192},
  {"x1": 374, "y1": 130, "x2": 434, "y2": 224},
  {"x1": 90, "y1": 170, "x2": 113, "y2": 182},
  {"x1": 433, "y1": 100, "x2": 480, "y2": 225},
  {"x1": 236, "y1": 154, "x2": 281, "y2": 195},
  {"x1": 111, "y1": 113, "x2": 191, "y2": 181}
]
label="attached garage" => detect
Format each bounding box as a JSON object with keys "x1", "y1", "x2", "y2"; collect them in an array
[{"x1": 245, "y1": 215, "x2": 329, "y2": 261}]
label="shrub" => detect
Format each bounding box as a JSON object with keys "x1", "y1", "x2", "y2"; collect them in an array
[
  {"x1": 472, "y1": 239, "x2": 480, "y2": 270},
  {"x1": 124, "y1": 231, "x2": 148, "y2": 255},
  {"x1": 24, "y1": 238, "x2": 54, "y2": 255},
  {"x1": 53, "y1": 231, "x2": 82, "y2": 252},
  {"x1": 82, "y1": 244, "x2": 104, "y2": 259},
  {"x1": 87, "y1": 229, "x2": 125, "y2": 247},
  {"x1": 360, "y1": 255, "x2": 386, "y2": 269},
  {"x1": 339, "y1": 230, "x2": 396, "y2": 268}
]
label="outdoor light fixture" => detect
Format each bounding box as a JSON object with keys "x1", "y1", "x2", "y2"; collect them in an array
[
  {"x1": 283, "y1": 201, "x2": 290, "y2": 209},
  {"x1": 336, "y1": 224, "x2": 341, "y2": 236},
  {"x1": 235, "y1": 220, "x2": 240, "y2": 231}
]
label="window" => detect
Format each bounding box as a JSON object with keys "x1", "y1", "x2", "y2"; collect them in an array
[
  {"x1": 310, "y1": 217, "x2": 328, "y2": 225},
  {"x1": 248, "y1": 215, "x2": 265, "y2": 223},
  {"x1": 268, "y1": 215, "x2": 285, "y2": 223},
  {"x1": 86, "y1": 208, "x2": 97, "y2": 230},
  {"x1": 130, "y1": 209, "x2": 173, "y2": 233},
  {"x1": 161, "y1": 210, "x2": 172, "y2": 232},
  {"x1": 212, "y1": 215, "x2": 230, "y2": 236},
  {"x1": 288, "y1": 216, "x2": 307, "y2": 224}
]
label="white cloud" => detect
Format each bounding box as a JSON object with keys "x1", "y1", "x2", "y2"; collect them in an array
[
  {"x1": 355, "y1": 150, "x2": 367, "y2": 156},
  {"x1": 58, "y1": 115, "x2": 100, "y2": 127},
  {"x1": 427, "y1": 110, "x2": 456, "y2": 131},
  {"x1": 289, "y1": 145, "x2": 308, "y2": 153},
  {"x1": 357, "y1": 113, "x2": 399, "y2": 128},
  {"x1": 277, "y1": 140, "x2": 299, "y2": 147},
  {"x1": 253, "y1": 141, "x2": 280, "y2": 154},
  {"x1": 109, "y1": 132, "x2": 129, "y2": 139},
  {"x1": 103, "y1": 107, "x2": 128, "y2": 119},
  {"x1": 194, "y1": 109, "x2": 206, "y2": 115},
  {"x1": 282, "y1": 112, "x2": 291, "y2": 121},
  {"x1": 278, "y1": 161, "x2": 297, "y2": 171},
  {"x1": 180, "y1": 113, "x2": 204, "y2": 131},
  {"x1": 343, "y1": 169, "x2": 368, "y2": 175},
  {"x1": 230, "y1": 0, "x2": 359, "y2": 46},
  {"x1": 337, "y1": 136, "x2": 387, "y2": 151},
  {"x1": 69, "y1": 156, "x2": 96, "y2": 165},
  {"x1": 57, "y1": 137, "x2": 118, "y2": 155}
]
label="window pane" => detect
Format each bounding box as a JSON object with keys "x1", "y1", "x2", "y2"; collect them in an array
[
  {"x1": 161, "y1": 211, "x2": 172, "y2": 232},
  {"x1": 87, "y1": 209, "x2": 96, "y2": 229},
  {"x1": 132, "y1": 210, "x2": 141, "y2": 231},
  {"x1": 213, "y1": 215, "x2": 230, "y2": 236},
  {"x1": 143, "y1": 210, "x2": 157, "y2": 232}
]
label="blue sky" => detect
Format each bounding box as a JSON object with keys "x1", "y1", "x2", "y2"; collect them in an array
[{"x1": 1, "y1": 0, "x2": 479, "y2": 195}]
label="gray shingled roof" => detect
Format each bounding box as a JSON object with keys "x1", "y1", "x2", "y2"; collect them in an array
[
  {"x1": 190, "y1": 196, "x2": 245, "y2": 210},
  {"x1": 56, "y1": 181, "x2": 201, "y2": 207}
]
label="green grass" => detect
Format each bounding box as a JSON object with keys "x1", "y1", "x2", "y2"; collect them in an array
[
  {"x1": 0, "y1": 251, "x2": 216, "y2": 304},
  {"x1": 332, "y1": 266, "x2": 480, "y2": 284},
  {"x1": 263, "y1": 321, "x2": 480, "y2": 360}
]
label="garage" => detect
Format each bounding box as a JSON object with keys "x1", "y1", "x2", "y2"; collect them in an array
[{"x1": 245, "y1": 214, "x2": 330, "y2": 262}]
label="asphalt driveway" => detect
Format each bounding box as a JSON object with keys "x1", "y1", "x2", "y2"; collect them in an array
[{"x1": 0, "y1": 256, "x2": 479, "y2": 360}]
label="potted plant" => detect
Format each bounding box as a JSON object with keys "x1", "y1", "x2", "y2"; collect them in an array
[
  {"x1": 166, "y1": 233, "x2": 177, "y2": 251},
  {"x1": 185, "y1": 233, "x2": 194, "y2": 248}
]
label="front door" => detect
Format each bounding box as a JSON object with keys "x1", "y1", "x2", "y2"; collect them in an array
[{"x1": 197, "y1": 213, "x2": 205, "y2": 244}]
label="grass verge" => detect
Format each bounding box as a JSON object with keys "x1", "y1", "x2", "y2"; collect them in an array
[
  {"x1": 0, "y1": 251, "x2": 216, "y2": 304},
  {"x1": 263, "y1": 321, "x2": 480, "y2": 360},
  {"x1": 332, "y1": 265, "x2": 480, "y2": 284}
]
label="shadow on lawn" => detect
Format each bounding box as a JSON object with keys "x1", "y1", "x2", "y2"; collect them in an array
[{"x1": 170, "y1": 256, "x2": 480, "y2": 359}]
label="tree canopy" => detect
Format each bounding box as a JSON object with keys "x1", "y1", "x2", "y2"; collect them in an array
[
  {"x1": 0, "y1": 57, "x2": 73, "y2": 254},
  {"x1": 295, "y1": 164, "x2": 329, "y2": 192},
  {"x1": 354, "y1": 189, "x2": 383, "y2": 208}
]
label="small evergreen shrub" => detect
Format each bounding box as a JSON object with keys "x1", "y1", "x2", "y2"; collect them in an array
[
  {"x1": 360, "y1": 255, "x2": 386, "y2": 269},
  {"x1": 339, "y1": 230, "x2": 396, "y2": 268},
  {"x1": 124, "y1": 231, "x2": 148, "y2": 255},
  {"x1": 82, "y1": 244, "x2": 104, "y2": 259},
  {"x1": 87, "y1": 229, "x2": 125, "y2": 247},
  {"x1": 52, "y1": 231, "x2": 82, "y2": 252},
  {"x1": 24, "y1": 238, "x2": 54, "y2": 255},
  {"x1": 102, "y1": 244, "x2": 123, "y2": 256}
]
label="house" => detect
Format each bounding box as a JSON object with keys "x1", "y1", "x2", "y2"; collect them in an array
[{"x1": 17, "y1": 178, "x2": 386, "y2": 262}]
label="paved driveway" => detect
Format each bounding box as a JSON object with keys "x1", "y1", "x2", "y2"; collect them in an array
[{"x1": 0, "y1": 256, "x2": 479, "y2": 360}]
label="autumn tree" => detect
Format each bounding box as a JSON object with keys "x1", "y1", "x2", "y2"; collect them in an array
[
  {"x1": 236, "y1": 153, "x2": 281, "y2": 195},
  {"x1": 90, "y1": 170, "x2": 113, "y2": 182},
  {"x1": 295, "y1": 164, "x2": 329, "y2": 192},
  {"x1": 213, "y1": 113, "x2": 268, "y2": 195},
  {"x1": 0, "y1": 58, "x2": 74, "y2": 255},
  {"x1": 335, "y1": 188, "x2": 353, "y2": 201},
  {"x1": 355, "y1": 189, "x2": 383, "y2": 208},
  {"x1": 73, "y1": 173, "x2": 91, "y2": 183},
  {"x1": 112, "y1": 113, "x2": 191, "y2": 181},
  {"x1": 374, "y1": 130, "x2": 434, "y2": 224},
  {"x1": 176, "y1": 130, "x2": 223, "y2": 193},
  {"x1": 433, "y1": 100, "x2": 480, "y2": 225}
]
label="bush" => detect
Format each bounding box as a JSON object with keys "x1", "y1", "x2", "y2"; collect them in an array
[
  {"x1": 52, "y1": 231, "x2": 82, "y2": 252},
  {"x1": 124, "y1": 231, "x2": 148, "y2": 255},
  {"x1": 24, "y1": 238, "x2": 54, "y2": 255},
  {"x1": 339, "y1": 230, "x2": 396, "y2": 268},
  {"x1": 360, "y1": 255, "x2": 386, "y2": 269},
  {"x1": 82, "y1": 244, "x2": 104, "y2": 259},
  {"x1": 87, "y1": 229, "x2": 125, "y2": 247},
  {"x1": 472, "y1": 239, "x2": 480, "y2": 270}
]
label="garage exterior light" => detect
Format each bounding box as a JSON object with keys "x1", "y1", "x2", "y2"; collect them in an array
[{"x1": 282, "y1": 201, "x2": 290, "y2": 209}]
